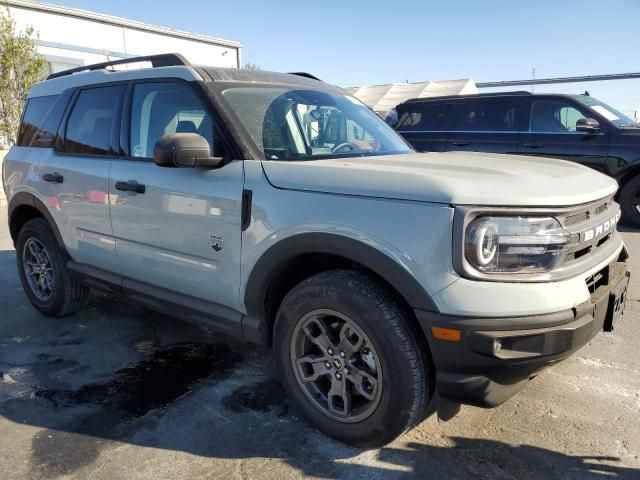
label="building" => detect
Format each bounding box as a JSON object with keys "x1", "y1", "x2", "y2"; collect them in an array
[
  {"x1": 5, "y1": 0, "x2": 242, "y2": 76},
  {"x1": 346, "y1": 79, "x2": 478, "y2": 117}
]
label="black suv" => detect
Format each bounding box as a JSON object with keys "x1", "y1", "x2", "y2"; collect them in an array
[{"x1": 393, "y1": 92, "x2": 640, "y2": 226}]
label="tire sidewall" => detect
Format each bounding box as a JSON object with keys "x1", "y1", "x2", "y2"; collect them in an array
[
  {"x1": 274, "y1": 271, "x2": 426, "y2": 447},
  {"x1": 16, "y1": 219, "x2": 68, "y2": 313},
  {"x1": 620, "y1": 176, "x2": 640, "y2": 227}
]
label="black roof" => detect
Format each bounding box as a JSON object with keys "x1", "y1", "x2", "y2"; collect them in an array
[{"x1": 402, "y1": 91, "x2": 535, "y2": 104}]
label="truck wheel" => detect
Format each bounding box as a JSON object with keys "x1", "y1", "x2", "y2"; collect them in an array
[
  {"x1": 16, "y1": 218, "x2": 89, "y2": 317},
  {"x1": 620, "y1": 175, "x2": 640, "y2": 228},
  {"x1": 273, "y1": 269, "x2": 432, "y2": 448}
]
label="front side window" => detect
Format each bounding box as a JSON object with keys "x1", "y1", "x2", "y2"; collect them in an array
[
  {"x1": 220, "y1": 86, "x2": 411, "y2": 160},
  {"x1": 130, "y1": 82, "x2": 214, "y2": 158},
  {"x1": 530, "y1": 101, "x2": 587, "y2": 133},
  {"x1": 64, "y1": 86, "x2": 121, "y2": 155},
  {"x1": 456, "y1": 100, "x2": 516, "y2": 132}
]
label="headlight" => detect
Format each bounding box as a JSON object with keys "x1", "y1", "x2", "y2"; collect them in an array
[{"x1": 464, "y1": 216, "x2": 572, "y2": 274}]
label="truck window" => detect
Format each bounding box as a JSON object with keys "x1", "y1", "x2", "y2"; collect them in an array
[
  {"x1": 530, "y1": 101, "x2": 587, "y2": 133},
  {"x1": 396, "y1": 102, "x2": 452, "y2": 131},
  {"x1": 456, "y1": 100, "x2": 516, "y2": 132},
  {"x1": 64, "y1": 86, "x2": 121, "y2": 155},
  {"x1": 130, "y1": 82, "x2": 214, "y2": 158},
  {"x1": 18, "y1": 95, "x2": 59, "y2": 147}
]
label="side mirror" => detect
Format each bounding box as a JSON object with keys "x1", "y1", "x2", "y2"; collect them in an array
[
  {"x1": 576, "y1": 118, "x2": 600, "y2": 134},
  {"x1": 153, "y1": 133, "x2": 223, "y2": 168}
]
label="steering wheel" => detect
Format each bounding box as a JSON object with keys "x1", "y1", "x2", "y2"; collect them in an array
[{"x1": 331, "y1": 142, "x2": 359, "y2": 153}]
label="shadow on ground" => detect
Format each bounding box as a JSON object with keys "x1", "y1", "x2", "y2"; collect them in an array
[{"x1": 0, "y1": 249, "x2": 638, "y2": 479}]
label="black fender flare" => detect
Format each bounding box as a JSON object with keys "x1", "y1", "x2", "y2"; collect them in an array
[
  {"x1": 243, "y1": 232, "x2": 439, "y2": 321},
  {"x1": 8, "y1": 192, "x2": 65, "y2": 249}
]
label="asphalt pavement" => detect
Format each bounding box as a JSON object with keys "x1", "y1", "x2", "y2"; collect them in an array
[{"x1": 0, "y1": 206, "x2": 638, "y2": 480}]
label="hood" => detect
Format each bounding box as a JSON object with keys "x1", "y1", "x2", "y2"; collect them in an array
[{"x1": 262, "y1": 152, "x2": 618, "y2": 207}]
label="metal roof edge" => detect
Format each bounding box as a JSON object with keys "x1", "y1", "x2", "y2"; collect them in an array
[{"x1": 5, "y1": 0, "x2": 243, "y2": 49}]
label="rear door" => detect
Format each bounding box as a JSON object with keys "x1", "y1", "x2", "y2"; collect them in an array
[
  {"x1": 395, "y1": 101, "x2": 461, "y2": 152},
  {"x1": 36, "y1": 84, "x2": 123, "y2": 270},
  {"x1": 447, "y1": 98, "x2": 520, "y2": 154},
  {"x1": 518, "y1": 98, "x2": 610, "y2": 172},
  {"x1": 108, "y1": 80, "x2": 244, "y2": 312}
]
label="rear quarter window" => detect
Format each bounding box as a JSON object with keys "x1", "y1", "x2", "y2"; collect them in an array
[{"x1": 18, "y1": 95, "x2": 60, "y2": 147}]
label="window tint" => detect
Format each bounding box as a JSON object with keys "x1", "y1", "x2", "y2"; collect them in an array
[
  {"x1": 530, "y1": 101, "x2": 587, "y2": 133},
  {"x1": 18, "y1": 95, "x2": 58, "y2": 147},
  {"x1": 130, "y1": 82, "x2": 214, "y2": 158},
  {"x1": 396, "y1": 102, "x2": 453, "y2": 131},
  {"x1": 457, "y1": 100, "x2": 516, "y2": 131},
  {"x1": 64, "y1": 86, "x2": 121, "y2": 155}
]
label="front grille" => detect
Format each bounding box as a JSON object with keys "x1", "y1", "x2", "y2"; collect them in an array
[
  {"x1": 561, "y1": 199, "x2": 610, "y2": 229},
  {"x1": 565, "y1": 212, "x2": 588, "y2": 226},
  {"x1": 558, "y1": 195, "x2": 620, "y2": 266}
]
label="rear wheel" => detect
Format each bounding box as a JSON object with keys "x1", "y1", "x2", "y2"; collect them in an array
[
  {"x1": 274, "y1": 269, "x2": 432, "y2": 448},
  {"x1": 620, "y1": 175, "x2": 640, "y2": 228},
  {"x1": 16, "y1": 218, "x2": 89, "y2": 316}
]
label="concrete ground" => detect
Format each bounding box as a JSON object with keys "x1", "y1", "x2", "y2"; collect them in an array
[{"x1": 0, "y1": 207, "x2": 638, "y2": 480}]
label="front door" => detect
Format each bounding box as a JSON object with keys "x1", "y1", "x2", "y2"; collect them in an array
[
  {"x1": 108, "y1": 81, "x2": 244, "y2": 311},
  {"x1": 518, "y1": 99, "x2": 609, "y2": 172}
]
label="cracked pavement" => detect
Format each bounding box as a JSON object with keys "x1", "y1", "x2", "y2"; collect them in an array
[{"x1": 0, "y1": 208, "x2": 638, "y2": 479}]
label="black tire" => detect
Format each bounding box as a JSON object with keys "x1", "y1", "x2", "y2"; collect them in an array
[
  {"x1": 620, "y1": 175, "x2": 640, "y2": 228},
  {"x1": 16, "y1": 218, "x2": 89, "y2": 316},
  {"x1": 273, "y1": 269, "x2": 432, "y2": 448}
]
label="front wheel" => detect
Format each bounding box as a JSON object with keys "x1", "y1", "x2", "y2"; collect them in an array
[
  {"x1": 273, "y1": 270, "x2": 432, "y2": 448},
  {"x1": 620, "y1": 175, "x2": 640, "y2": 228}
]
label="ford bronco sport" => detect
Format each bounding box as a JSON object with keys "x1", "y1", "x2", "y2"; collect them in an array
[{"x1": 2, "y1": 54, "x2": 630, "y2": 448}]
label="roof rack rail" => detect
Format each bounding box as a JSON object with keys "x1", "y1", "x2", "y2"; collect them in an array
[
  {"x1": 47, "y1": 53, "x2": 191, "y2": 80},
  {"x1": 288, "y1": 72, "x2": 322, "y2": 81},
  {"x1": 404, "y1": 90, "x2": 533, "y2": 103}
]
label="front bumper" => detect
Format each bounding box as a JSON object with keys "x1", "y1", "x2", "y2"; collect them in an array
[{"x1": 415, "y1": 260, "x2": 630, "y2": 408}]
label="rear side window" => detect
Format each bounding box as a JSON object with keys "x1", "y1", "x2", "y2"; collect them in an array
[
  {"x1": 64, "y1": 86, "x2": 121, "y2": 155},
  {"x1": 456, "y1": 100, "x2": 516, "y2": 132},
  {"x1": 396, "y1": 102, "x2": 453, "y2": 131},
  {"x1": 18, "y1": 95, "x2": 59, "y2": 147}
]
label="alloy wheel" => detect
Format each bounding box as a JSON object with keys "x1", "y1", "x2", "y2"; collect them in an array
[
  {"x1": 290, "y1": 309, "x2": 383, "y2": 423},
  {"x1": 23, "y1": 238, "x2": 55, "y2": 301}
]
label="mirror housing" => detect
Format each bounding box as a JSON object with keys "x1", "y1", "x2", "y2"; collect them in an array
[
  {"x1": 576, "y1": 118, "x2": 600, "y2": 134},
  {"x1": 153, "y1": 133, "x2": 223, "y2": 168}
]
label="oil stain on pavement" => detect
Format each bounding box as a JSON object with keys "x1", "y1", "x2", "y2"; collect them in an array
[{"x1": 29, "y1": 342, "x2": 242, "y2": 479}]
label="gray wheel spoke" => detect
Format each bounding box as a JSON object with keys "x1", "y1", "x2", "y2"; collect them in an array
[
  {"x1": 328, "y1": 375, "x2": 351, "y2": 417},
  {"x1": 302, "y1": 317, "x2": 335, "y2": 353},
  {"x1": 338, "y1": 323, "x2": 364, "y2": 356},
  {"x1": 27, "y1": 241, "x2": 42, "y2": 263},
  {"x1": 296, "y1": 354, "x2": 331, "y2": 382},
  {"x1": 348, "y1": 366, "x2": 378, "y2": 401}
]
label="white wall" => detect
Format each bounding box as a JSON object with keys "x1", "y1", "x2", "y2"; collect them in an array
[{"x1": 7, "y1": 3, "x2": 240, "y2": 72}]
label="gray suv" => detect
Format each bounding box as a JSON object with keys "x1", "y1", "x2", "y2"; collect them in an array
[{"x1": 2, "y1": 54, "x2": 630, "y2": 447}]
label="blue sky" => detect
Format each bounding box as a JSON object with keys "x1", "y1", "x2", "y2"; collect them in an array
[{"x1": 56, "y1": 0, "x2": 640, "y2": 117}]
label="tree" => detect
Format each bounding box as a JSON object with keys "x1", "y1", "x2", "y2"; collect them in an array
[
  {"x1": 244, "y1": 62, "x2": 261, "y2": 70},
  {"x1": 0, "y1": 6, "x2": 45, "y2": 145}
]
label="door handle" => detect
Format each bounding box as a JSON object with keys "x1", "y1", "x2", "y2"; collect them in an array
[
  {"x1": 42, "y1": 172, "x2": 64, "y2": 184},
  {"x1": 451, "y1": 141, "x2": 471, "y2": 147},
  {"x1": 523, "y1": 143, "x2": 544, "y2": 148},
  {"x1": 115, "y1": 181, "x2": 146, "y2": 194}
]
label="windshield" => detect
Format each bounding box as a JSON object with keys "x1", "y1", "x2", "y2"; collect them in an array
[
  {"x1": 573, "y1": 95, "x2": 638, "y2": 128},
  {"x1": 220, "y1": 86, "x2": 413, "y2": 160}
]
